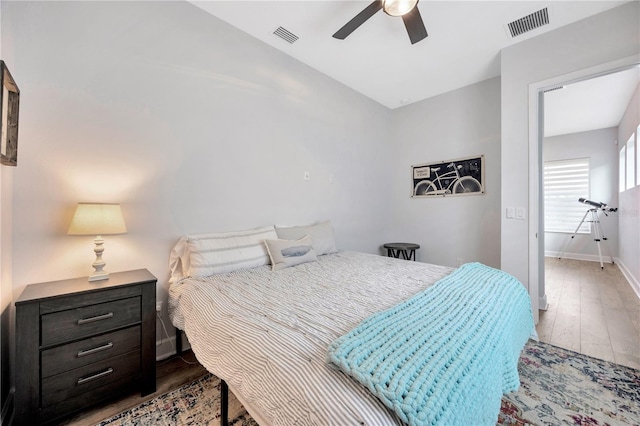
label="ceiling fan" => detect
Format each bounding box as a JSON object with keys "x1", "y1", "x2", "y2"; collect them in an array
[{"x1": 333, "y1": 0, "x2": 428, "y2": 45}]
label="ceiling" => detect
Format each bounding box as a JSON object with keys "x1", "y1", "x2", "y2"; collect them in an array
[
  {"x1": 544, "y1": 67, "x2": 640, "y2": 137},
  {"x1": 190, "y1": 0, "x2": 629, "y2": 110},
  {"x1": 190, "y1": 1, "x2": 638, "y2": 137}
]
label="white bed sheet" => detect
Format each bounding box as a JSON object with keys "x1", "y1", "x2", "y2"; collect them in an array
[{"x1": 169, "y1": 251, "x2": 452, "y2": 425}]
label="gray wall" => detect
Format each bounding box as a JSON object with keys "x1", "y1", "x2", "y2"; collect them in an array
[
  {"x1": 389, "y1": 77, "x2": 502, "y2": 268},
  {"x1": 0, "y1": 165, "x2": 13, "y2": 423},
  {"x1": 500, "y1": 1, "x2": 639, "y2": 316},
  {"x1": 543, "y1": 127, "x2": 619, "y2": 260},
  {"x1": 617, "y1": 84, "x2": 640, "y2": 290},
  {"x1": 2, "y1": 0, "x2": 394, "y2": 357},
  {"x1": 5, "y1": 0, "x2": 395, "y2": 282}
]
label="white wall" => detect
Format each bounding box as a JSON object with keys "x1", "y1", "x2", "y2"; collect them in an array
[
  {"x1": 0, "y1": 166, "x2": 13, "y2": 423},
  {"x1": 617, "y1": 84, "x2": 640, "y2": 291},
  {"x1": 501, "y1": 2, "x2": 640, "y2": 316},
  {"x1": 0, "y1": 3, "x2": 15, "y2": 419},
  {"x1": 543, "y1": 127, "x2": 619, "y2": 260},
  {"x1": 2, "y1": 0, "x2": 394, "y2": 353},
  {"x1": 388, "y1": 77, "x2": 501, "y2": 268}
]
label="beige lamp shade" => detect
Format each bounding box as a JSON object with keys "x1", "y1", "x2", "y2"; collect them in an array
[
  {"x1": 68, "y1": 203, "x2": 127, "y2": 236},
  {"x1": 68, "y1": 203, "x2": 127, "y2": 282}
]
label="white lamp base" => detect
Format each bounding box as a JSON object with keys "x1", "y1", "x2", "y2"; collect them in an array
[
  {"x1": 89, "y1": 235, "x2": 110, "y2": 282},
  {"x1": 89, "y1": 271, "x2": 109, "y2": 282}
]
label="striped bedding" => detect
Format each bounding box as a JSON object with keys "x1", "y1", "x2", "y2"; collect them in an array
[
  {"x1": 327, "y1": 263, "x2": 535, "y2": 425},
  {"x1": 168, "y1": 252, "x2": 522, "y2": 425}
]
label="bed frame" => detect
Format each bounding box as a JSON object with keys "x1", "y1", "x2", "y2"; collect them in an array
[{"x1": 176, "y1": 328, "x2": 229, "y2": 426}]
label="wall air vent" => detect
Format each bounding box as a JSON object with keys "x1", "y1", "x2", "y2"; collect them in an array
[
  {"x1": 507, "y1": 7, "x2": 549, "y2": 38},
  {"x1": 273, "y1": 26, "x2": 299, "y2": 44}
]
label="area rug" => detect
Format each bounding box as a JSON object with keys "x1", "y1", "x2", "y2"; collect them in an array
[{"x1": 98, "y1": 340, "x2": 640, "y2": 425}]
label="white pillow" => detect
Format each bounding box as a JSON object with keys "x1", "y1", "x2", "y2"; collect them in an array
[
  {"x1": 275, "y1": 220, "x2": 337, "y2": 256},
  {"x1": 170, "y1": 225, "x2": 277, "y2": 279},
  {"x1": 264, "y1": 236, "x2": 317, "y2": 271}
]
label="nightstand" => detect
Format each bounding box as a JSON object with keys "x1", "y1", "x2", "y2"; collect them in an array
[
  {"x1": 14, "y1": 269, "x2": 157, "y2": 425},
  {"x1": 383, "y1": 242, "x2": 420, "y2": 261}
]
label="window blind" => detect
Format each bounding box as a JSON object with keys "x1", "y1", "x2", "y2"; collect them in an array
[{"x1": 544, "y1": 158, "x2": 590, "y2": 233}]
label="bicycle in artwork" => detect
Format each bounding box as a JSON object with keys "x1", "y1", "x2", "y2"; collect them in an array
[{"x1": 412, "y1": 156, "x2": 484, "y2": 197}]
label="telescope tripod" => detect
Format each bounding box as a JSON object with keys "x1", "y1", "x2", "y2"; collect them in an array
[{"x1": 559, "y1": 208, "x2": 613, "y2": 269}]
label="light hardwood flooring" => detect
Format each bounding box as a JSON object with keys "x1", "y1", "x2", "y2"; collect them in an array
[{"x1": 537, "y1": 257, "x2": 640, "y2": 370}]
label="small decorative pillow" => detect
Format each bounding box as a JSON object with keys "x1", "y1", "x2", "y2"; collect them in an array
[
  {"x1": 264, "y1": 236, "x2": 318, "y2": 271},
  {"x1": 275, "y1": 220, "x2": 337, "y2": 256}
]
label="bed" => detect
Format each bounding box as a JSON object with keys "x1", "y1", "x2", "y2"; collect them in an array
[{"x1": 168, "y1": 223, "x2": 535, "y2": 426}]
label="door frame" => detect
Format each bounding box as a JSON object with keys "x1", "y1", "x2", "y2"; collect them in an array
[{"x1": 527, "y1": 55, "x2": 640, "y2": 321}]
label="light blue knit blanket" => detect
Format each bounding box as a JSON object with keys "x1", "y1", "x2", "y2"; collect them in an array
[{"x1": 327, "y1": 262, "x2": 535, "y2": 426}]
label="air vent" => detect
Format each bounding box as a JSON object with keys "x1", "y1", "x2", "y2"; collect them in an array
[
  {"x1": 273, "y1": 26, "x2": 299, "y2": 44},
  {"x1": 507, "y1": 7, "x2": 549, "y2": 38}
]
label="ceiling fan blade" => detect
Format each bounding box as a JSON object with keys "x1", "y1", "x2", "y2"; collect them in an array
[
  {"x1": 333, "y1": 0, "x2": 383, "y2": 40},
  {"x1": 402, "y1": 6, "x2": 428, "y2": 44}
]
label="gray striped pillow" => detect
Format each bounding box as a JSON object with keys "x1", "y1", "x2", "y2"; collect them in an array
[{"x1": 185, "y1": 225, "x2": 277, "y2": 277}]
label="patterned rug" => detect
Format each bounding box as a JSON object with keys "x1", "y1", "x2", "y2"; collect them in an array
[{"x1": 99, "y1": 340, "x2": 640, "y2": 425}]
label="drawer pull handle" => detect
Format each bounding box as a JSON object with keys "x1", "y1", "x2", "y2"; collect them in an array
[
  {"x1": 77, "y1": 342, "x2": 114, "y2": 358},
  {"x1": 77, "y1": 368, "x2": 114, "y2": 385},
  {"x1": 77, "y1": 312, "x2": 114, "y2": 325}
]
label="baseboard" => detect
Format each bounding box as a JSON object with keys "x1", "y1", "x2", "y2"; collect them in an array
[
  {"x1": 545, "y1": 251, "x2": 614, "y2": 264},
  {"x1": 614, "y1": 257, "x2": 640, "y2": 299},
  {"x1": 1, "y1": 388, "x2": 14, "y2": 426},
  {"x1": 156, "y1": 335, "x2": 191, "y2": 361},
  {"x1": 156, "y1": 336, "x2": 177, "y2": 361},
  {"x1": 538, "y1": 293, "x2": 549, "y2": 311}
]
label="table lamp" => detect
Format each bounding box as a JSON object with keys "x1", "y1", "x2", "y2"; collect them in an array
[{"x1": 67, "y1": 203, "x2": 127, "y2": 282}]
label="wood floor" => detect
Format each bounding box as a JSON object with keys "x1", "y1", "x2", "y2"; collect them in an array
[
  {"x1": 537, "y1": 257, "x2": 640, "y2": 369},
  {"x1": 57, "y1": 259, "x2": 640, "y2": 425}
]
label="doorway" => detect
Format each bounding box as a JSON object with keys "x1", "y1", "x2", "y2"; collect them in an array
[{"x1": 533, "y1": 63, "x2": 640, "y2": 369}]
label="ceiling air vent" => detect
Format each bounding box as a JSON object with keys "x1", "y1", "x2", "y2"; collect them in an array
[
  {"x1": 507, "y1": 7, "x2": 549, "y2": 38},
  {"x1": 273, "y1": 26, "x2": 299, "y2": 44}
]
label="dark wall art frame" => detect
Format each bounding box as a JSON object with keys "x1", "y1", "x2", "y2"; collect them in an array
[
  {"x1": 1, "y1": 61, "x2": 20, "y2": 167},
  {"x1": 411, "y1": 155, "x2": 485, "y2": 198}
]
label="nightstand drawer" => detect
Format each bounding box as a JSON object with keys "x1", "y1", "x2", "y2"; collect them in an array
[
  {"x1": 41, "y1": 297, "x2": 141, "y2": 347},
  {"x1": 41, "y1": 350, "x2": 140, "y2": 407},
  {"x1": 41, "y1": 326, "x2": 141, "y2": 378}
]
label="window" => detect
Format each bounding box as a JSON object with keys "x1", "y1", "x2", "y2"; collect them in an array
[
  {"x1": 544, "y1": 158, "x2": 590, "y2": 233},
  {"x1": 619, "y1": 145, "x2": 626, "y2": 192},
  {"x1": 626, "y1": 134, "x2": 635, "y2": 191}
]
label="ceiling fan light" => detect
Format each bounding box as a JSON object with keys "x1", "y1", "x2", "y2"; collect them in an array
[{"x1": 383, "y1": 0, "x2": 418, "y2": 17}]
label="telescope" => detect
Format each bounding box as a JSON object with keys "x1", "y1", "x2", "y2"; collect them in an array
[
  {"x1": 561, "y1": 197, "x2": 617, "y2": 269},
  {"x1": 578, "y1": 198, "x2": 617, "y2": 212}
]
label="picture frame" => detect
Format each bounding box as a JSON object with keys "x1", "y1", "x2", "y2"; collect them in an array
[
  {"x1": 1, "y1": 61, "x2": 20, "y2": 167},
  {"x1": 411, "y1": 155, "x2": 485, "y2": 197}
]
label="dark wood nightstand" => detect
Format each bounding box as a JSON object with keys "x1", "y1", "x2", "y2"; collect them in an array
[{"x1": 14, "y1": 269, "x2": 157, "y2": 425}]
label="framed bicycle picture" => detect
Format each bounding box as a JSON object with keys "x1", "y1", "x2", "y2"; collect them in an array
[{"x1": 411, "y1": 155, "x2": 485, "y2": 197}]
